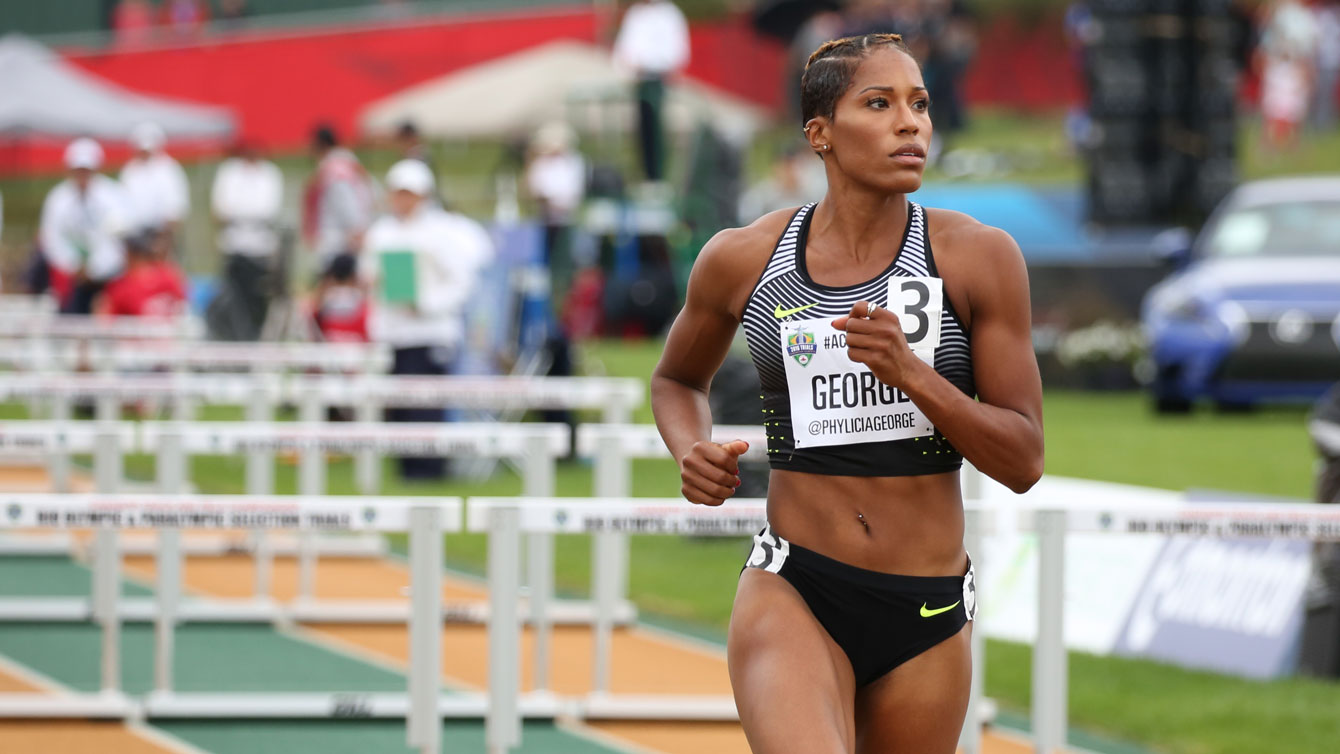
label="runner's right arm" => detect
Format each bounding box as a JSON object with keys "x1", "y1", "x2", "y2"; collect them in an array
[{"x1": 652, "y1": 227, "x2": 759, "y2": 506}]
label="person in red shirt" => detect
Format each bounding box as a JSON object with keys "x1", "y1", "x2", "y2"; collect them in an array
[
  {"x1": 311, "y1": 252, "x2": 369, "y2": 342},
  {"x1": 97, "y1": 230, "x2": 187, "y2": 317}
]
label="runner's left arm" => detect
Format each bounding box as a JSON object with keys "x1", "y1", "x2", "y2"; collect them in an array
[{"x1": 837, "y1": 224, "x2": 1043, "y2": 493}]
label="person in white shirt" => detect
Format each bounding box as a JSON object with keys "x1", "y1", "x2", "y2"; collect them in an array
[
  {"x1": 360, "y1": 159, "x2": 492, "y2": 479},
  {"x1": 120, "y1": 122, "x2": 191, "y2": 237},
  {"x1": 40, "y1": 138, "x2": 131, "y2": 313},
  {"x1": 525, "y1": 121, "x2": 586, "y2": 294},
  {"x1": 613, "y1": 0, "x2": 690, "y2": 182},
  {"x1": 210, "y1": 141, "x2": 285, "y2": 340}
]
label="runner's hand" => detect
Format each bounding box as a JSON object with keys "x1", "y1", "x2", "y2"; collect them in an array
[
  {"x1": 833, "y1": 301, "x2": 917, "y2": 388},
  {"x1": 678, "y1": 439, "x2": 749, "y2": 506}
]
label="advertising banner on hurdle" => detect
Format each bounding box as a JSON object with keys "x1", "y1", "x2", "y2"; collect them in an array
[
  {"x1": 468, "y1": 497, "x2": 769, "y2": 536},
  {"x1": 0, "y1": 494, "x2": 459, "y2": 532}
]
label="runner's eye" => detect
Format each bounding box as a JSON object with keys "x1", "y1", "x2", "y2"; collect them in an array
[
  {"x1": 867, "y1": 97, "x2": 889, "y2": 109},
  {"x1": 912, "y1": 98, "x2": 931, "y2": 112}
]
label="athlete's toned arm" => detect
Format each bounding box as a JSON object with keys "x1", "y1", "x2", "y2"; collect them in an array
[
  {"x1": 652, "y1": 222, "x2": 775, "y2": 506},
  {"x1": 835, "y1": 222, "x2": 1044, "y2": 493}
]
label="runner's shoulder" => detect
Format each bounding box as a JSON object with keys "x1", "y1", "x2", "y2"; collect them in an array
[{"x1": 923, "y1": 206, "x2": 1023, "y2": 270}]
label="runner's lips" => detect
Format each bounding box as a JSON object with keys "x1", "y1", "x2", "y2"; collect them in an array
[{"x1": 890, "y1": 144, "x2": 926, "y2": 163}]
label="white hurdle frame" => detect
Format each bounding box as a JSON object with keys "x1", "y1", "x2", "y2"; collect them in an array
[
  {"x1": 0, "y1": 372, "x2": 642, "y2": 495},
  {"x1": 468, "y1": 496, "x2": 997, "y2": 754},
  {"x1": 0, "y1": 421, "x2": 569, "y2": 626},
  {"x1": 471, "y1": 496, "x2": 1340, "y2": 753},
  {"x1": 0, "y1": 492, "x2": 460, "y2": 754},
  {"x1": 575, "y1": 423, "x2": 767, "y2": 692}
]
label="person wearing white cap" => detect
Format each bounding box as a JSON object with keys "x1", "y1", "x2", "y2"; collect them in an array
[
  {"x1": 359, "y1": 159, "x2": 493, "y2": 479},
  {"x1": 120, "y1": 122, "x2": 191, "y2": 237},
  {"x1": 39, "y1": 138, "x2": 132, "y2": 312}
]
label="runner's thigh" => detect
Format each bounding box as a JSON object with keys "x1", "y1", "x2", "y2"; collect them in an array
[
  {"x1": 854, "y1": 621, "x2": 972, "y2": 754},
  {"x1": 728, "y1": 567, "x2": 856, "y2": 754}
]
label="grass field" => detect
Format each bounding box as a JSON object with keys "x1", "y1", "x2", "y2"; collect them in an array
[{"x1": 5, "y1": 337, "x2": 1334, "y2": 753}]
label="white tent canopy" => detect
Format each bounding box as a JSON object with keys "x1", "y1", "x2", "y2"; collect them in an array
[
  {"x1": 360, "y1": 40, "x2": 771, "y2": 140},
  {"x1": 0, "y1": 34, "x2": 235, "y2": 141}
]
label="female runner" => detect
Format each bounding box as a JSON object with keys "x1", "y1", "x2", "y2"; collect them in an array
[{"x1": 650, "y1": 34, "x2": 1044, "y2": 753}]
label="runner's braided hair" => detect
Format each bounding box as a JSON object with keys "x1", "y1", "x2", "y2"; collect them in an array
[{"x1": 800, "y1": 34, "x2": 917, "y2": 127}]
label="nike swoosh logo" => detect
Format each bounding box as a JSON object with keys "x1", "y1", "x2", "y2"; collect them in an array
[
  {"x1": 774, "y1": 303, "x2": 818, "y2": 318},
  {"x1": 920, "y1": 601, "x2": 960, "y2": 618}
]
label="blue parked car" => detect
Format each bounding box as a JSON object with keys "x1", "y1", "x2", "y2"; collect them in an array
[{"x1": 1142, "y1": 177, "x2": 1340, "y2": 412}]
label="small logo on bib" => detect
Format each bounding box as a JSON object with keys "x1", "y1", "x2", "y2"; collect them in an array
[{"x1": 786, "y1": 328, "x2": 817, "y2": 366}]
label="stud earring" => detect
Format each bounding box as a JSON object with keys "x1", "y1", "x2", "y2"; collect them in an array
[{"x1": 821, "y1": 145, "x2": 830, "y2": 151}]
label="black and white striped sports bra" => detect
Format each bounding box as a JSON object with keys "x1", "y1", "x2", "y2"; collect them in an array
[{"x1": 741, "y1": 201, "x2": 975, "y2": 476}]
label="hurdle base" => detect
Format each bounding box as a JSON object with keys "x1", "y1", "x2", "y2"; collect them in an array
[
  {"x1": 141, "y1": 691, "x2": 567, "y2": 720},
  {"x1": 0, "y1": 691, "x2": 134, "y2": 719},
  {"x1": 578, "y1": 692, "x2": 738, "y2": 721},
  {"x1": 0, "y1": 596, "x2": 637, "y2": 627}
]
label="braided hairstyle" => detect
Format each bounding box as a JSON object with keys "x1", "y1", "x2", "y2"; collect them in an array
[{"x1": 800, "y1": 34, "x2": 918, "y2": 128}]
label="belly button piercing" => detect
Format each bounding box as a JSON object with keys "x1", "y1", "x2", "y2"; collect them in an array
[{"x1": 857, "y1": 512, "x2": 868, "y2": 530}]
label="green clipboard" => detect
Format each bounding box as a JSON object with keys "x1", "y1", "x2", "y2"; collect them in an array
[{"x1": 379, "y1": 250, "x2": 418, "y2": 305}]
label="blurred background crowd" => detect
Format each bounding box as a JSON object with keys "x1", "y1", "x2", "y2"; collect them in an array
[{"x1": 0, "y1": 0, "x2": 1337, "y2": 402}]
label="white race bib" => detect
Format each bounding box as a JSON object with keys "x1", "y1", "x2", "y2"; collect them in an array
[{"x1": 780, "y1": 317, "x2": 935, "y2": 449}]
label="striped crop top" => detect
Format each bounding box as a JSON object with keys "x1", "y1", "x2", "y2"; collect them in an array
[{"x1": 740, "y1": 202, "x2": 975, "y2": 476}]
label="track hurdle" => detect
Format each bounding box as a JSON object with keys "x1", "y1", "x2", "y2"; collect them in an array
[
  {"x1": 1019, "y1": 500, "x2": 1340, "y2": 754},
  {"x1": 469, "y1": 496, "x2": 994, "y2": 753},
  {"x1": 0, "y1": 492, "x2": 459, "y2": 754},
  {"x1": 0, "y1": 372, "x2": 643, "y2": 496},
  {"x1": 138, "y1": 420, "x2": 570, "y2": 624},
  {"x1": 575, "y1": 422, "x2": 766, "y2": 690},
  {"x1": 293, "y1": 374, "x2": 644, "y2": 495}
]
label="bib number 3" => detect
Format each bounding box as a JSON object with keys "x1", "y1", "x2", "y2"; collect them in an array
[{"x1": 889, "y1": 276, "x2": 943, "y2": 353}]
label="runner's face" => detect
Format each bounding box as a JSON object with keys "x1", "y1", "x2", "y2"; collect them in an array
[{"x1": 825, "y1": 48, "x2": 931, "y2": 194}]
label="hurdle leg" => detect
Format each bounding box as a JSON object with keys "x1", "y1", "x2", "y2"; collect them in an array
[
  {"x1": 297, "y1": 393, "x2": 324, "y2": 602},
  {"x1": 959, "y1": 505, "x2": 985, "y2": 754},
  {"x1": 1033, "y1": 510, "x2": 1068, "y2": 754},
  {"x1": 407, "y1": 505, "x2": 443, "y2": 754},
  {"x1": 522, "y1": 437, "x2": 556, "y2": 692},
  {"x1": 487, "y1": 505, "x2": 522, "y2": 754},
  {"x1": 49, "y1": 394, "x2": 72, "y2": 493},
  {"x1": 591, "y1": 434, "x2": 631, "y2": 693},
  {"x1": 354, "y1": 394, "x2": 381, "y2": 495},
  {"x1": 246, "y1": 388, "x2": 275, "y2": 600},
  {"x1": 93, "y1": 527, "x2": 121, "y2": 694},
  {"x1": 154, "y1": 430, "x2": 187, "y2": 694},
  {"x1": 94, "y1": 425, "x2": 122, "y2": 494}
]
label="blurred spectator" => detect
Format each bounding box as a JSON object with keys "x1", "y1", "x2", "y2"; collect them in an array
[
  {"x1": 1313, "y1": 0, "x2": 1340, "y2": 130},
  {"x1": 302, "y1": 124, "x2": 376, "y2": 276},
  {"x1": 161, "y1": 0, "x2": 208, "y2": 37},
  {"x1": 97, "y1": 229, "x2": 187, "y2": 317},
  {"x1": 395, "y1": 120, "x2": 430, "y2": 164},
  {"x1": 789, "y1": 11, "x2": 844, "y2": 121},
  {"x1": 613, "y1": 0, "x2": 690, "y2": 183},
  {"x1": 525, "y1": 121, "x2": 585, "y2": 295},
  {"x1": 217, "y1": 0, "x2": 251, "y2": 28},
  {"x1": 394, "y1": 120, "x2": 447, "y2": 207},
  {"x1": 211, "y1": 140, "x2": 283, "y2": 340},
  {"x1": 922, "y1": 0, "x2": 976, "y2": 141},
  {"x1": 112, "y1": 0, "x2": 156, "y2": 48},
  {"x1": 360, "y1": 160, "x2": 491, "y2": 479},
  {"x1": 312, "y1": 252, "x2": 369, "y2": 343},
  {"x1": 1259, "y1": 0, "x2": 1318, "y2": 148},
  {"x1": 40, "y1": 139, "x2": 130, "y2": 313},
  {"x1": 120, "y1": 122, "x2": 190, "y2": 240},
  {"x1": 738, "y1": 147, "x2": 825, "y2": 223}
]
